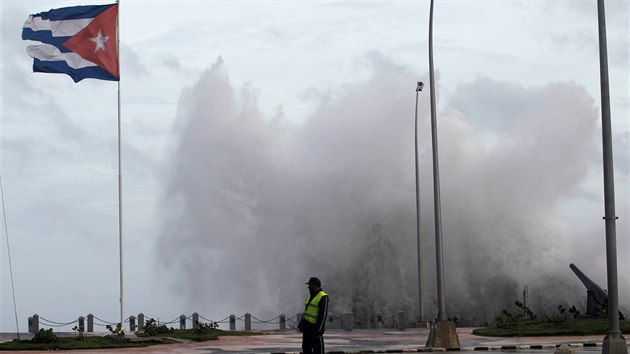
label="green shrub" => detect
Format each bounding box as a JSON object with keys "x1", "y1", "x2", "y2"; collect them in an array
[
  {"x1": 448, "y1": 316, "x2": 462, "y2": 326},
  {"x1": 514, "y1": 301, "x2": 537, "y2": 320},
  {"x1": 194, "y1": 321, "x2": 219, "y2": 335},
  {"x1": 105, "y1": 323, "x2": 125, "y2": 337},
  {"x1": 31, "y1": 328, "x2": 60, "y2": 343},
  {"x1": 142, "y1": 318, "x2": 172, "y2": 336},
  {"x1": 494, "y1": 301, "x2": 539, "y2": 329}
]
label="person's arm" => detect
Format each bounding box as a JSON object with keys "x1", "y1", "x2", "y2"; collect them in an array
[{"x1": 316, "y1": 295, "x2": 328, "y2": 333}]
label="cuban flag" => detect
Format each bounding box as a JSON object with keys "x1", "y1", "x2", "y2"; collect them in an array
[{"x1": 22, "y1": 3, "x2": 119, "y2": 83}]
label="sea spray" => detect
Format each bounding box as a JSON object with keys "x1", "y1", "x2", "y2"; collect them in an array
[{"x1": 158, "y1": 55, "x2": 602, "y2": 325}]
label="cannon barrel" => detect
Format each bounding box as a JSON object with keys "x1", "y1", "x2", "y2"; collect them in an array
[
  {"x1": 570, "y1": 263, "x2": 607, "y2": 302},
  {"x1": 570, "y1": 263, "x2": 608, "y2": 318}
]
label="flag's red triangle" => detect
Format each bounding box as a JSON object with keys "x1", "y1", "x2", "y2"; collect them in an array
[{"x1": 63, "y1": 4, "x2": 118, "y2": 79}]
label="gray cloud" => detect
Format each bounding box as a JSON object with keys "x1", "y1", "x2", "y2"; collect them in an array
[{"x1": 121, "y1": 43, "x2": 149, "y2": 77}]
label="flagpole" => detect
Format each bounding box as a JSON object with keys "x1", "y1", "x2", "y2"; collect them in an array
[
  {"x1": 116, "y1": 0, "x2": 124, "y2": 331},
  {"x1": 1, "y1": 174, "x2": 21, "y2": 339},
  {"x1": 118, "y1": 80, "x2": 124, "y2": 331}
]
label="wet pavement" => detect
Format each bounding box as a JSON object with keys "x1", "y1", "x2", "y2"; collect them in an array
[{"x1": 0, "y1": 327, "x2": 624, "y2": 353}]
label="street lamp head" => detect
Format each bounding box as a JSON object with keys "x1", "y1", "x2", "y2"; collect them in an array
[{"x1": 416, "y1": 81, "x2": 424, "y2": 92}]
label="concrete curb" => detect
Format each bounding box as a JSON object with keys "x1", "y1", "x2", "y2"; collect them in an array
[
  {"x1": 262, "y1": 342, "x2": 607, "y2": 354},
  {"x1": 462, "y1": 342, "x2": 602, "y2": 351}
]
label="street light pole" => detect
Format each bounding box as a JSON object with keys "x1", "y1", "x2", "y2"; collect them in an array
[
  {"x1": 597, "y1": 0, "x2": 626, "y2": 353},
  {"x1": 427, "y1": 0, "x2": 447, "y2": 323},
  {"x1": 425, "y1": 0, "x2": 460, "y2": 348},
  {"x1": 415, "y1": 81, "x2": 424, "y2": 323}
]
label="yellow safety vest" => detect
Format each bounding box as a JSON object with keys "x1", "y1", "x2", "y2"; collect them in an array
[{"x1": 303, "y1": 290, "x2": 327, "y2": 324}]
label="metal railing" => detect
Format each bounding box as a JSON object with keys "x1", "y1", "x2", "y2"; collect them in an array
[{"x1": 27, "y1": 310, "x2": 415, "y2": 334}]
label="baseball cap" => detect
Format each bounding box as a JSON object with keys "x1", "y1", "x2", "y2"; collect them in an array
[{"x1": 305, "y1": 277, "x2": 321, "y2": 286}]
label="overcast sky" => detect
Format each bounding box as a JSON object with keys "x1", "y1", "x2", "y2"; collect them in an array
[{"x1": 1, "y1": 0, "x2": 628, "y2": 332}]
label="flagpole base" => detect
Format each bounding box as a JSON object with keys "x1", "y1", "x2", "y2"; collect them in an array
[
  {"x1": 426, "y1": 321, "x2": 460, "y2": 349},
  {"x1": 602, "y1": 332, "x2": 628, "y2": 354}
]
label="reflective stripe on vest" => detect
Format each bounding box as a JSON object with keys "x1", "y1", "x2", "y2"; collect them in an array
[{"x1": 303, "y1": 290, "x2": 327, "y2": 324}]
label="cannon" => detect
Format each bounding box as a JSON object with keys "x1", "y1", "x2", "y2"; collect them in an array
[{"x1": 570, "y1": 263, "x2": 608, "y2": 317}]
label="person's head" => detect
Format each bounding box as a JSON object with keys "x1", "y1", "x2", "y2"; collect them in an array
[{"x1": 306, "y1": 277, "x2": 321, "y2": 292}]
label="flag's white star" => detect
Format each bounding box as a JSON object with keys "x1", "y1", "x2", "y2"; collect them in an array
[{"x1": 90, "y1": 29, "x2": 109, "y2": 53}]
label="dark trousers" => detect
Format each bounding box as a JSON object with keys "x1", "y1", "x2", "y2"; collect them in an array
[{"x1": 302, "y1": 331, "x2": 324, "y2": 354}]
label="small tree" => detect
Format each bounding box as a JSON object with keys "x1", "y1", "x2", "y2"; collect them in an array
[
  {"x1": 193, "y1": 321, "x2": 219, "y2": 335},
  {"x1": 106, "y1": 323, "x2": 125, "y2": 337},
  {"x1": 514, "y1": 301, "x2": 537, "y2": 320},
  {"x1": 494, "y1": 300, "x2": 538, "y2": 328},
  {"x1": 72, "y1": 325, "x2": 85, "y2": 339}
]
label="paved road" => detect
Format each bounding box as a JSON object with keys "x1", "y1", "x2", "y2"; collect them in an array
[{"x1": 0, "y1": 328, "x2": 624, "y2": 353}]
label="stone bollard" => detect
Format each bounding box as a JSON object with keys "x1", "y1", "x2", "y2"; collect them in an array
[
  {"x1": 397, "y1": 311, "x2": 406, "y2": 330},
  {"x1": 333, "y1": 313, "x2": 343, "y2": 329},
  {"x1": 279, "y1": 314, "x2": 286, "y2": 330},
  {"x1": 78, "y1": 316, "x2": 85, "y2": 332},
  {"x1": 369, "y1": 315, "x2": 375, "y2": 329},
  {"x1": 138, "y1": 313, "x2": 145, "y2": 331},
  {"x1": 327, "y1": 313, "x2": 334, "y2": 330},
  {"x1": 28, "y1": 314, "x2": 39, "y2": 334},
  {"x1": 244, "y1": 313, "x2": 252, "y2": 330},
  {"x1": 88, "y1": 313, "x2": 94, "y2": 333},
  {"x1": 192, "y1": 313, "x2": 199, "y2": 330},
  {"x1": 229, "y1": 314, "x2": 236, "y2": 330},
  {"x1": 179, "y1": 315, "x2": 186, "y2": 330},
  {"x1": 129, "y1": 316, "x2": 137, "y2": 332},
  {"x1": 375, "y1": 312, "x2": 383, "y2": 328},
  {"x1": 342, "y1": 312, "x2": 353, "y2": 331},
  {"x1": 555, "y1": 344, "x2": 576, "y2": 354}
]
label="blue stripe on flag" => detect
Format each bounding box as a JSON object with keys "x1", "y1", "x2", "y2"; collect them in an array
[
  {"x1": 32, "y1": 4, "x2": 113, "y2": 21},
  {"x1": 33, "y1": 58, "x2": 118, "y2": 83},
  {"x1": 21, "y1": 28, "x2": 72, "y2": 53}
]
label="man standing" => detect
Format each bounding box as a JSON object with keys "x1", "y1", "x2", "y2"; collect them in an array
[{"x1": 299, "y1": 277, "x2": 329, "y2": 354}]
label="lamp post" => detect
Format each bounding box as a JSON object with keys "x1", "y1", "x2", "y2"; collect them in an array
[
  {"x1": 415, "y1": 81, "x2": 424, "y2": 323},
  {"x1": 427, "y1": 0, "x2": 447, "y2": 324},
  {"x1": 596, "y1": 1, "x2": 626, "y2": 353},
  {"x1": 425, "y1": 0, "x2": 460, "y2": 348}
]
